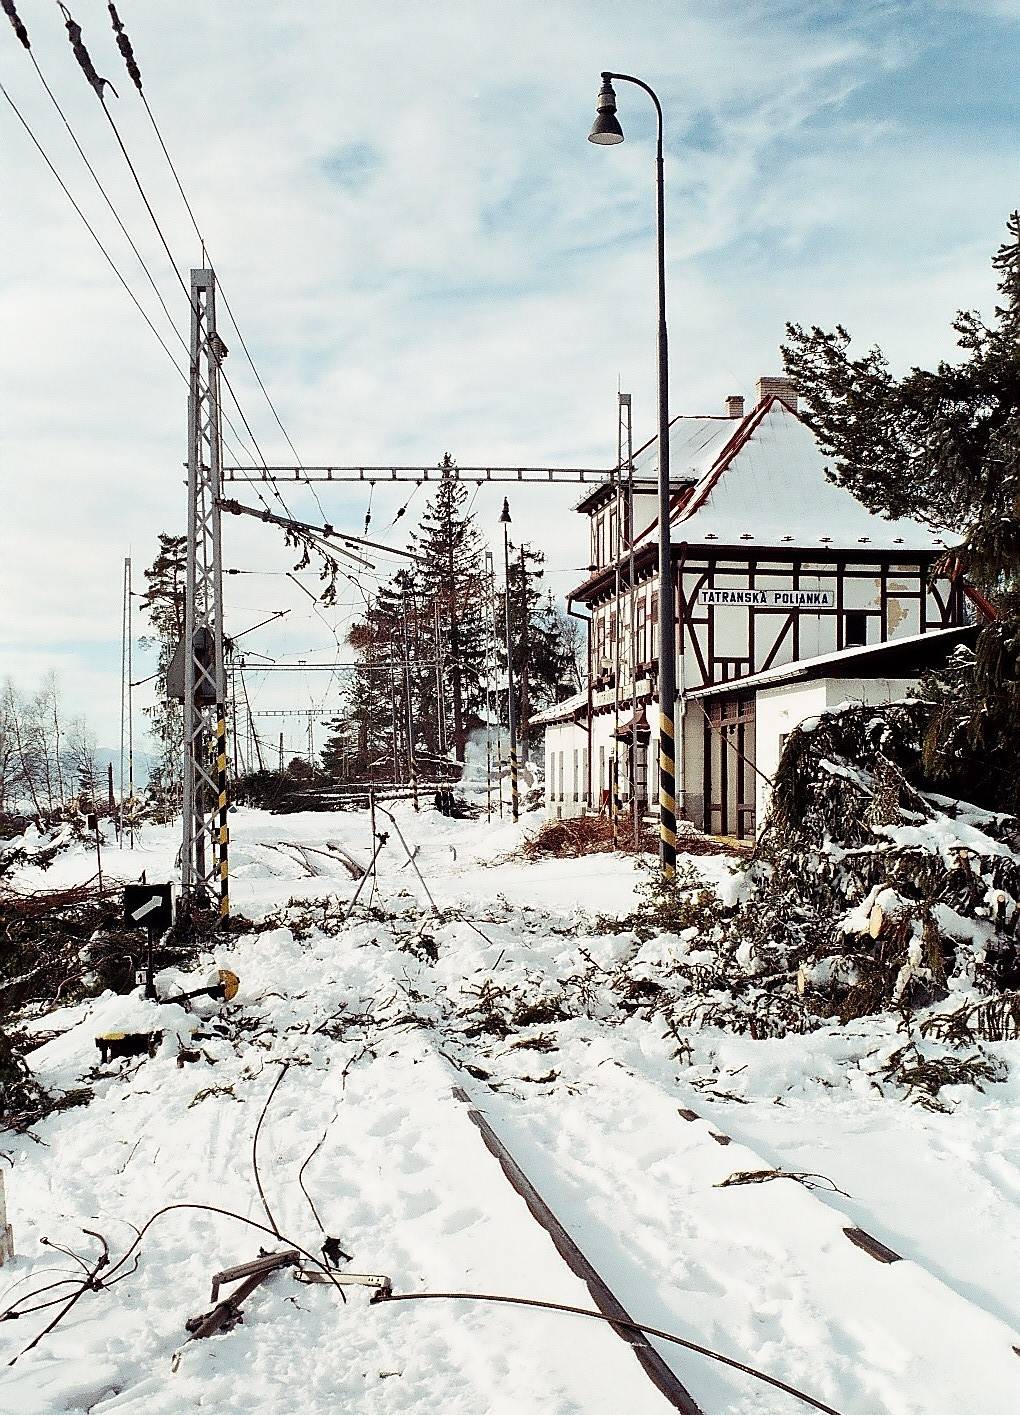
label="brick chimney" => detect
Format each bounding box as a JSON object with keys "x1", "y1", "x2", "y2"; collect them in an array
[
  {"x1": 755, "y1": 376, "x2": 798, "y2": 411},
  {"x1": 726, "y1": 394, "x2": 744, "y2": 418}
]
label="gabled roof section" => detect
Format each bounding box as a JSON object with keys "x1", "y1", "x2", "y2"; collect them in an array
[
  {"x1": 675, "y1": 397, "x2": 955, "y2": 550},
  {"x1": 530, "y1": 690, "x2": 588, "y2": 727},
  {"x1": 635, "y1": 396, "x2": 957, "y2": 553},
  {"x1": 574, "y1": 414, "x2": 737, "y2": 514},
  {"x1": 633, "y1": 413, "x2": 740, "y2": 482}
]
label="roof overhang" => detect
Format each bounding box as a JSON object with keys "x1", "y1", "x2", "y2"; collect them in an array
[{"x1": 686, "y1": 624, "x2": 980, "y2": 701}]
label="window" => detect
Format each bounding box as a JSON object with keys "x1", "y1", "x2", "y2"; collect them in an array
[{"x1": 845, "y1": 611, "x2": 867, "y2": 648}]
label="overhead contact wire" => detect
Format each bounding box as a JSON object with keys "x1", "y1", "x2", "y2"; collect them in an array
[
  {"x1": 52, "y1": 4, "x2": 293, "y2": 522},
  {"x1": 0, "y1": 78, "x2": 185, "y2": 379},
  {"x1": 103, "y1": 2, "x2": 326, "y2": 522}
]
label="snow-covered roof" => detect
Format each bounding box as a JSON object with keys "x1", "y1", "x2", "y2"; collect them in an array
[
  {"x1": 573, "y1": 416, "x2": 737, "y2": 514},
  {"x1": 530, "y1": 691, "x2": 587, "y2": 727},
  {"x1": 687, "y1": 624, "x2": 978, "y2": 699},
  {"x1": 637, "y1": 397, "x2": 958, "y2": 553},
  {"x1": 632, "y1": 415, "x2": 739, "y2": 484}
]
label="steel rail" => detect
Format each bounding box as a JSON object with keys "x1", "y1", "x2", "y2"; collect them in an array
[{"x1": 451, "y1": 1085, "x2": 704, "y2": 1413}]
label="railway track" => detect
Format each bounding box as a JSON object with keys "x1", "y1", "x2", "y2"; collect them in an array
[
  {"x1": 451, "y1": 1084, "x2": 705, "y2": 1414},
  {"x1": 442, "y1": 1052, "x2": 1020, "y2": 1415}
]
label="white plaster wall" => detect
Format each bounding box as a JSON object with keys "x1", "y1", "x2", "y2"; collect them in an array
[
  {"x1": 754, "y1": 676, "x2": 917, "y2": 831},
  {"x1": 823, "y1": 677, "x2": 918, "y2": 712},
  {"x1": 543, "y1": 719, "x2": 590, "y2": 820}
]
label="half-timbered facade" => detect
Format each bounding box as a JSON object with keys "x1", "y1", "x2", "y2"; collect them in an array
[{"x1": 544, "y1": 379, "x2": 972, "y2": 835}]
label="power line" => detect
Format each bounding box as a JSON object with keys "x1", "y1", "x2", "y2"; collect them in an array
[
  {"x1": 100, "y1": 3, "x2": 328, "y2": 523},
  {"x1": 0, "y1": 76, "x2": 185, "y2": 378},
  {"x1": 24, "y1": 43, "x2": 183, "y2": 354},
  {"x1": 1, "y1": 6, "x2": 255, "y2": 470},
  {"x1": 50, "y1": 5, "x2": 293, "y2": 524}
]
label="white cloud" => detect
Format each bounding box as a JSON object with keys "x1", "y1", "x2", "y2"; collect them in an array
[{"x1": 2, "y1": 0, "x2": 1016, "y2": 743}]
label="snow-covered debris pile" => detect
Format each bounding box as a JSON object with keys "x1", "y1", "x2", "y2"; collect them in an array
[
  {"x1": 594, "y1": 700, "x2": 1020, "y2": 1059},
  {"x1": 0, "y1": 818, "x2": 80, "y2": 879},
  {"x1": 761, "y1": 700, "x2": 1020, "y2": 1018}
]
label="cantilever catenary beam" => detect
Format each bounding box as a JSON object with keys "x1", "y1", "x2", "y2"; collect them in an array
[{"x1": 222, "y1": 463, "x2": 617, "y2": 485}]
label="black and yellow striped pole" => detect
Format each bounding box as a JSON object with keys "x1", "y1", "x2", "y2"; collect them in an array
[
  {"x1": 215, "y1": 702, "x2": 229, "y2": 917},
  {"x1": 500, "y1": 498, "x2": 520, "y2": 823},
  {"x1": 589, "y1": 71, "x2": 676, "y2": 877}
]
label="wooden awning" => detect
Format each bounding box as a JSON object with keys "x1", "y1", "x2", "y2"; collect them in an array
[{"x1": 612, "y1": 704, "x2": 651, "y2": 741}]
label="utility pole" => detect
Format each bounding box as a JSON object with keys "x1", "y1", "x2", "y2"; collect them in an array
[
  {"x1": 119, "y1": 555, "x2": 135, "y2": 846},
  {"x1": 181, "y1": 270, "x2": 229, "y2": 918},
  {"x1": 400, "y1": 592, "x2": 419, "y2": 810},
  {"x1": 485, "y1": 550, "x2": 505, "y2": 818},
  {"x1": 120, "y1": 556, "x2": 128, "y2": 845},
  {"x1": 230, "y1": 667, "x2": 241, "y2": 779},
  {"x1": 500, "y1": 499, "x2": 519, "y2": 822},
  {"x1": 622, "y1": 393, "x2": 640, "y2": 849},
  {"x1": 279, "y1": 732, "x2": 284, "y2": 773},
  {"x1": 433, "y1": 595, "x2": 446, "y2": 761},
  {"x1": 612, "y1": 415, "x2": 623, "y2": 844},
  {"x1": 588, "y1": 74, "x2": 677, "y2": 878},
  {"x1": 518, "y1": 543, "x2": 531, "y2": 765},
  {"x1": 388, "y1": 644, "x2": 401, "y2": 785}
]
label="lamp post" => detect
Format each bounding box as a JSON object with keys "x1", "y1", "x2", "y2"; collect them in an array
[
  {"x1": 589, "y1": 72, "x2": 677, "y2": 878},
  {"x1": 500, "y1": 498, "x2": 520, "y2": 822}
]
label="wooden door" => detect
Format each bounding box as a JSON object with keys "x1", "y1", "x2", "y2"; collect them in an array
[{"x1": 703, "y1": 695, "x2": 756, "y2": 839}]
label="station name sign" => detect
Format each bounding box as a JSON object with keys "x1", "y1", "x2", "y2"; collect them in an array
[{"x1": 699, "y1": 588, "x2": 836, "y2": 610}]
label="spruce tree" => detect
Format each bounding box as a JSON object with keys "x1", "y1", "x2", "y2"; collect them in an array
[
  {"x1": 781, "y1": 212, "x2": 1020, "y2": 809},
  {"x1": 408, "y1": 457, "x2": 490, "y2": 762},
  {"x1": 340, "y1": 584, "x2": 410, "y2": 782}
]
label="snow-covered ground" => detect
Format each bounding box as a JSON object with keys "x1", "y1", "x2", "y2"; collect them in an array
[{"x1": 2, "y1": 803, "x2": 1019, "y2": 1414}]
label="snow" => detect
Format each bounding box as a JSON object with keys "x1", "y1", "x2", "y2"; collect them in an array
[
  {"x1": 690, "y1": 628, "x2": 972, "y2": 702},
  {"x1": 877, "y1": 812, "x2": 1015, "y2": 862},
  {"x1": 2, "y1": 803, "x2": 1019, "y2": 1413},
  {"x1": 671, "y1": 400, "x2": 954, "y2": 550}
]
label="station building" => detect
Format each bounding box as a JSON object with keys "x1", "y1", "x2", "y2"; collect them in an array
[{"x1": 534, "y1": 377, "x2": 984, "y2": 838}]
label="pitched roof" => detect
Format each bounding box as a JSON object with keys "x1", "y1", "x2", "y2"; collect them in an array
[
  {"x1": 632, "y1": 414, "x2": 740, "y2": 483},
  {"x1": 573, "y1": 415, "x2": 737, "y2": 514},
  {"x1": 530, "y1": 691, "x2": 588, "y2": 727},
  {"x1": 637, "y1": 396, "x2": 958, "y2": 553}
]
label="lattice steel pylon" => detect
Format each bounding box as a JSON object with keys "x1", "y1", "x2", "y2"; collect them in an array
[{"x1": 182, "y1": 267, "x2": 229, "y2": 918}]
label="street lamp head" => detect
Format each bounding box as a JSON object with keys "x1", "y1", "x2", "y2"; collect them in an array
[
  {"x1": 588, "y1": 74, "x2": 624, "y2": 146},
  {"x1": 500, "y1": 497, "x2": 512, "y2": 524}
]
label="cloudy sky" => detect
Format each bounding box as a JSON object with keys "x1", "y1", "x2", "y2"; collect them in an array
[{"x1": 1, "y1": 0, "x2": 1017, "y2": 753}]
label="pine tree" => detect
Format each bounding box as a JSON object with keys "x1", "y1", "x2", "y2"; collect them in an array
[
  {"x1": 782, "y1": 212, "x2": 1020, "y2": 600},
  {"x1": 140, "y1": 533, "x2": 186, "y2": 811},
  {"x1": 318, "y1": 717, "x2": 353, "y2": 781},
  {"x1": 782, "y1": 212, "x2": 1020, "y2": 809},
  {"x1": 408, "y1": 457, "x2": 491, "y2": 763}
]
